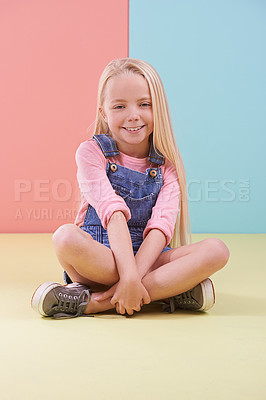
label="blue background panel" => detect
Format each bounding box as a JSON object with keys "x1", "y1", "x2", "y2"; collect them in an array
[{"x1": 129, "y1": 0, "x2": 266, "y2": 233}]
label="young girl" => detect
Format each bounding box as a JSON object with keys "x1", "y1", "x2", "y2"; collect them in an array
[{"x1": 31, "y1": 58, "x2": 229, "y2": 319}]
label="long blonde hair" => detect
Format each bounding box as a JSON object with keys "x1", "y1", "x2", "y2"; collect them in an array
[{"x1": 94, "y1": 58, "x2": 191, "y2": 247}]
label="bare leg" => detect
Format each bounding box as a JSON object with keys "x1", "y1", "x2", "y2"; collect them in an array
[
  {"x1": 141, "y1": 238, "x2": 230, "y2": 301},
  {"x1": 53, "y1": 224, "x2": 229, "y2": 314},
  {"x1": 53, "y1": 224, "x2": 120, "y2": 313},
  {"x1": 53, "y1": 224, "x2": 119, "y2": 287},
  {"x1": 85, "y1": 238, "x2": 229, "y2": 314}
]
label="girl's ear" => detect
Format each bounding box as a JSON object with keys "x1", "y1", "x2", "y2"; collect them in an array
[{"x1": 99, "y1": 107, "x2": 107, "y2": 122}]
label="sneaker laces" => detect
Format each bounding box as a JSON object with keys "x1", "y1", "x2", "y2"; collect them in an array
[
  {"x1": 163, "y1": 290, "x2": 195, "y2": 313},
  {"x1": 52, "y1": 289, "x2": 91, "y2": 319}
]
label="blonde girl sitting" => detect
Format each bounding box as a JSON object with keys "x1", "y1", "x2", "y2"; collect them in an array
[{"x1": 31, "y1": 58, "x2": 230, "y2": 318}]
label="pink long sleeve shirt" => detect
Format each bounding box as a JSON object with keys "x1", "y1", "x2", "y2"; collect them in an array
[{"x1": 74, "y1": 139, "x2": 180, "y2": 245}]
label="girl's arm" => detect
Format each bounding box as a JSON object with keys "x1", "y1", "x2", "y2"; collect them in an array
[
  {"x1": 135, "y1": 158, "x2": 180, "y2": 278},
  {"x1": 106, "y1": 211, "x2": 151, "y2": 315},
  {"x1": 135, "y1": 228, "x2": 167, "y2": 279},
  {"x1": 76, "y1": 140, "x2": 131, "y2": 229}
]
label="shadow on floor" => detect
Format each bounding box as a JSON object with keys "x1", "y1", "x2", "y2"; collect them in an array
[
  {"x1": 94, "y1": 292, "x2": 266, "y2": 319},
  {"x1": 93, "y1": 302, "x2": 211, "y2": 320}
]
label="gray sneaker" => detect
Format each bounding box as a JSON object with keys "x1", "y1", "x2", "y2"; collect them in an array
[
  {"x1": 162, "y1": 278, "x2": 215, "y2": 313},
  {"x1": 31, "y1": 282, "x2": 91, "y2": 319}
]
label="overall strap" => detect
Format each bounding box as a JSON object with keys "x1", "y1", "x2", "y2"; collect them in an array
[
  {"x1": 93, "y1": 133, "x2": 165, "y2": 165},
  {"x1": 93, "y1": 134, "x2": 120, "y2": 157},
  {"x1": 148, "y1": 141, "x2": 165, "y2": 165}
]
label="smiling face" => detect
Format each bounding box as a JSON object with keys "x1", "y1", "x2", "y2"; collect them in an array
[{"x1": 100, "y1": 72, "x2": 154, "y2": 158}]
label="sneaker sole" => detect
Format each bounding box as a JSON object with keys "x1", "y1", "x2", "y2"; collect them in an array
[
  {"x1": 31, "y1": 282, "x2": 62, "y2": 316},
  {"x1": 198, "y1": 279, "x2": 215, "y2": 311}
]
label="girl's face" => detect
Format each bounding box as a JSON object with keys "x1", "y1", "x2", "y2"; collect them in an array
[{"x1": 100, "y1": 73, "x2": 154, "y2": 158}]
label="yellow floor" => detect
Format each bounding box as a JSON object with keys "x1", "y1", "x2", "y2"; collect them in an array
[{"x1": 1, "y1": 233, "x2": 266, "y2": 400}]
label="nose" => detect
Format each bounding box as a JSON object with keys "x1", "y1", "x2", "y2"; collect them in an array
[{"x1": 127, "y1": 106, "x2": 140, "y2": 121}]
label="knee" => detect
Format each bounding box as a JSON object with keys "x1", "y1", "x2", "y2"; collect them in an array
[
  {"x1": 52, "y1": 224, "x2": 79, "y2": 251},
  {"x1": 203, "y1": 238, "x2": 230, "y2": 270}
]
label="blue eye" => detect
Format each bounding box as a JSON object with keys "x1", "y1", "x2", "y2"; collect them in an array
[{"x1": 114, "y1": 105, "x2": 124, "y2": 109}]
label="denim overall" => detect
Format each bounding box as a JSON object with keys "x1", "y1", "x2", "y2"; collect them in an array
[{"x1": 64, "y1": 134, "x2": 171, "y2": 284}]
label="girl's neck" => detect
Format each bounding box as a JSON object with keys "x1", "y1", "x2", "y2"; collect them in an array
[{"x1": 115, "y1": 140, "x2": 150, "y2": 159}]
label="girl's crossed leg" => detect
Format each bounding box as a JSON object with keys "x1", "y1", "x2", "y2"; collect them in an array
[{"x1": 52, "y1": 224, "x2": 230, "y2": 314}]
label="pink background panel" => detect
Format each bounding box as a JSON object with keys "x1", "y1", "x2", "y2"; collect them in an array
[{"x1": 0, "y1": 0, "x2": 128, "y2": 233}]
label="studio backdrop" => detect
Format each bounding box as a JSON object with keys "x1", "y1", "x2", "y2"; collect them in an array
[{"x1": 1, "y1": 0, "x2": 265, "y2": 233}]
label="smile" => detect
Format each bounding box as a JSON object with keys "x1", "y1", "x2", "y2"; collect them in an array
[{"x1": 123, "y1": 125, "x2": 144, "y2": 132}]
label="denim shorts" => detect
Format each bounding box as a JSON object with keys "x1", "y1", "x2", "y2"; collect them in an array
[{"x1": 80, "y1": 224, "x2": 171, "y2": 256}]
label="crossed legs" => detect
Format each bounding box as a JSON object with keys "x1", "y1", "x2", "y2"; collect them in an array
[{"x1": 52, "y1": 224, "x2": 230, "y2": 314}]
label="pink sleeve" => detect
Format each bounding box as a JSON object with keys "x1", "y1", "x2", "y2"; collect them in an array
[
  {"x1": 143, "y1": 159, "x2": 180, "y2": 245},
  {"x1": 76, "y1": 140, "x2": 131, "y2": 229}
]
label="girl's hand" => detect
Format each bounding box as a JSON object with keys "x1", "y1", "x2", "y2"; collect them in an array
[
  {"x1": 95, "y1": 276, "x2": 151, "y2": 315},
  {"x1": 94, "y1": 283, "x2": 118, "y2": 302},
  {"x1": 112, "y1": 277, "x2": 151, "y2": 315}
]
